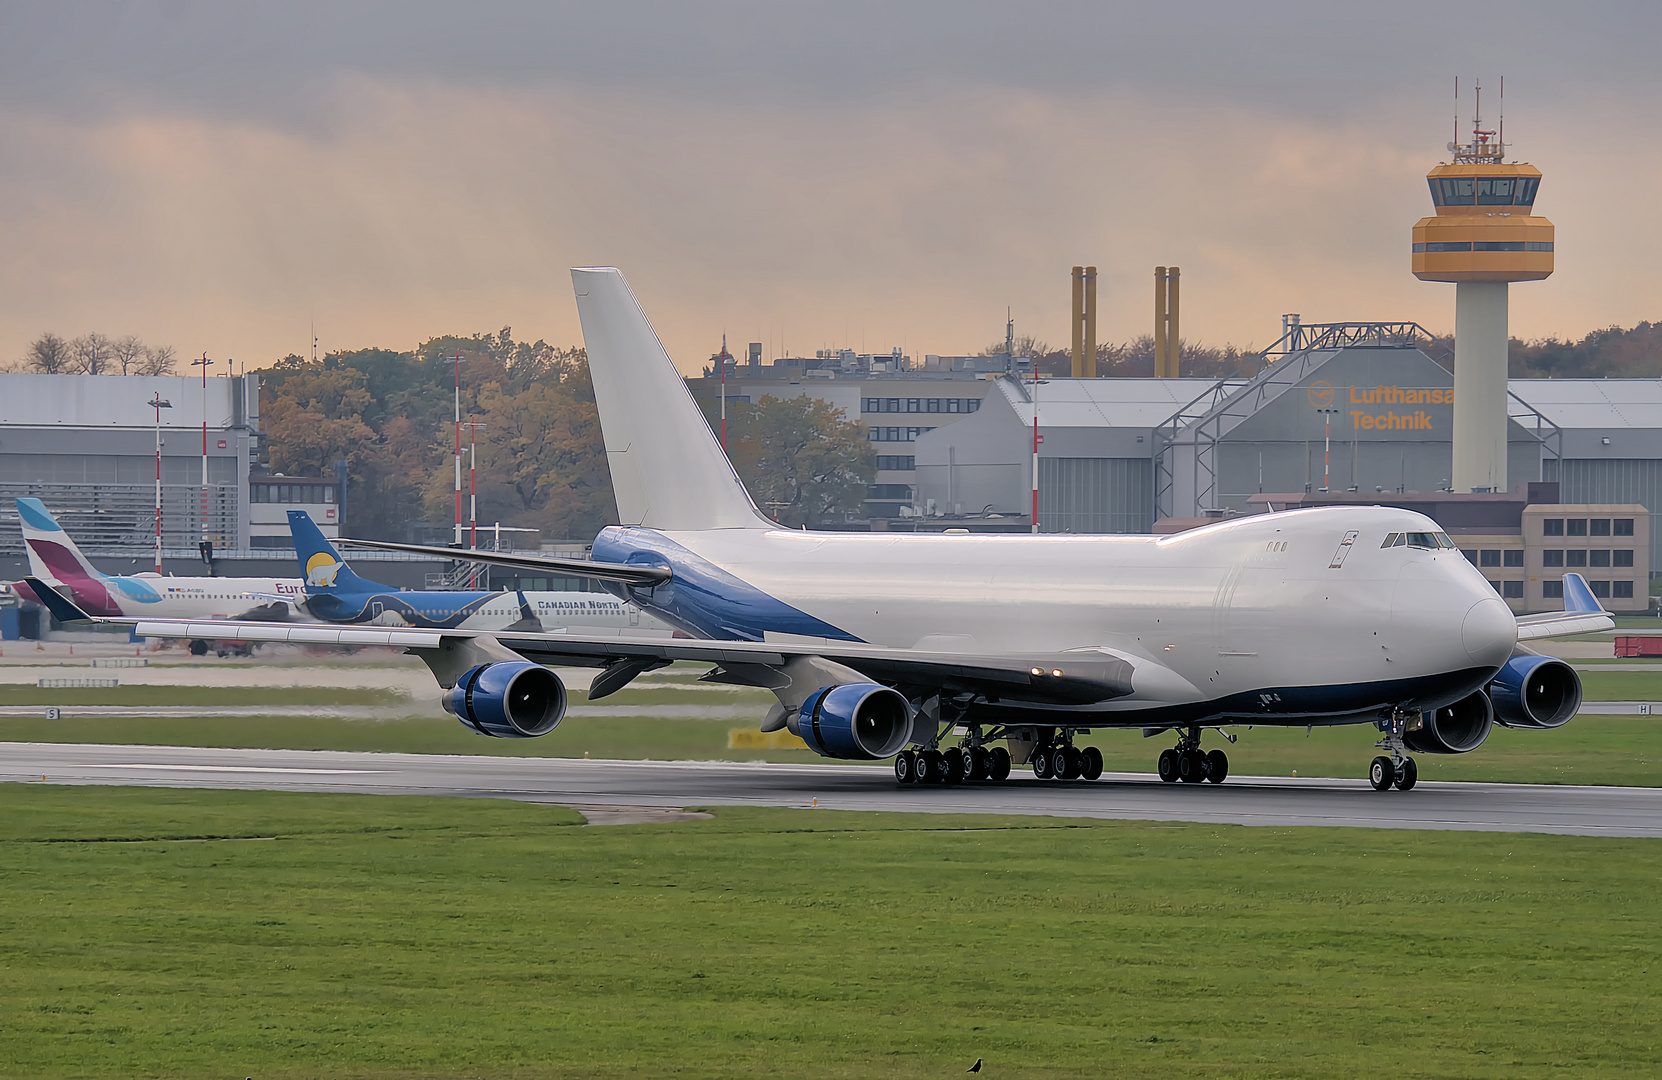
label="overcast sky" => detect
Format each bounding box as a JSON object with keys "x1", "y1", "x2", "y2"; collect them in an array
[{"x1": 1, "y1": 2, "x2": 1657, "y2": 374}]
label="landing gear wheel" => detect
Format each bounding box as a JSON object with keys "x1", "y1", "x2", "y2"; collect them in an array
[
  {"x1": 1205, "y1": 749, "x2": 1229, "y2": 784},
  {"x1": 941, "y1": 747, "x2": 965, "y2": 786},
  {"x1": 988, "y1": 746, "x2": 1012, "y2": 781},
  {"x1": 1079, "y1": 746, "x2": 1104, "y2": 781},
  {"x1": 1054, "y1": 745, "x2": 1080, "y2": 780},
  {"x1": 894, "y1": 750, "x2": 916, "y2": 784},
  {"x1": 1369, "y1": 755, "x2": 1396, "y2": 791},
  {"x1": 967, "y1": 746, "x2": 989, "y2": 781},
  {"x1": 1178, "y1": 748, "x2": 1207, "y2": 783},
  {"x1": 1158, "y1": 748, "x2": 1180, "y2": 783},
  {"x1": 1032, "y1": 746, "x2": 1054, "y2": 780},
  {"x1": 1394, "y1": 756, "x2": 1418, "y2": 791},
  {"x1": 918, "y1": 749, "x2": 943, "y2": 785}
]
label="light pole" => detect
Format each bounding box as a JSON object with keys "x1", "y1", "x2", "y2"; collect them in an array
[
  {"x1": 1317, "y1": 407, "x2": 1340, "y2": 493},
  {"x1": 452, "y1": 352, "x2": 465, "y2": 545},
  {"x1": 191, "y1": 354, "x2": 215, "y2": 548},
  {"x1": 148, "y1": 394, "x2": 171, "y2": 573}
]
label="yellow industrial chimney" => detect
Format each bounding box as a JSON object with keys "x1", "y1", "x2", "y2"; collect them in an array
[
  {"x1": 1413, "y1": 79, "x2": 1553, "y2": 493},
  {"x1": 1070, "y1": 266, "x2": 1098, "y2": 377}
]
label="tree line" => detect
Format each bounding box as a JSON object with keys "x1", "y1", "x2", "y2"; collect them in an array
[
  {"x1": 259, "y1": 330, "x2": 875, "y2": 543},
  {"x1": 16, "y1": 332, "x2": 176, "y2": 375}
]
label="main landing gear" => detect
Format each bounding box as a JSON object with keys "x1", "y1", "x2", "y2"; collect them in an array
[
  {"x1": 1156, "y1": 726, "x2": 1229, "y2": 784},
  {"x1": 894, "y1": 744, "x2": 1013, "y2": 786},
  {"x1": 1029, "y1": 738, "x2": 1104, "y2": 782},
  {"x1": 1369, "y1": 709, "x2": 1419, "y2": 791}
]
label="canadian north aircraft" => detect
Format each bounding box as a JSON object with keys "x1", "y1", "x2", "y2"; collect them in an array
[
  {"x1": 31, "y1": 267, "x2": 1613, "y2": 793},
  {"x1": 287, "y1": 509, "x2": 671, "y2": 638}
]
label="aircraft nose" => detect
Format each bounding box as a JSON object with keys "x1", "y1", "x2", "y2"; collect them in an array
[{"x1": 1461, "y1": 596, "x2": 1516, "y2": 667}]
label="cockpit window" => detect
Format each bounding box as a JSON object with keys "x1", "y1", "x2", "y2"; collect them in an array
[
  {"x1": 1434, "y1": 532, "x2": 1457, "y2": 548},
  {"x1": 1380, "y1": 532, "x2": 1400, "y2": 548},
  {"x1": 1406, "y1": 532, "x2": 1439, "y2": 549}
]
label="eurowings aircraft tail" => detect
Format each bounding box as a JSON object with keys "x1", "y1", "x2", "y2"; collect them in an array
[
  {"x1": 16, "y1": 498, "x2": 105, "y2": 585},
  {"x1": 287, "y1": 511, "x2": 380, "y2": 593},
  {"x1": 571, "y1": 267, "x2": 766, "y2": 531}
]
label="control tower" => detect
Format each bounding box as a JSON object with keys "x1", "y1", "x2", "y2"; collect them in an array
[{"x1": 1413, "y1": 84, "x2": 1553, "y2": 493}]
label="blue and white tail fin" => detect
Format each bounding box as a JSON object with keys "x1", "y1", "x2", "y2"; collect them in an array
[
  {"x1": 287, "y1": 511, "x2": 380, "y2": 593},
  {"x1": 15, "y1": 498, "x2": 106, "y2": 585},
  {"x1": 1515, "y1": 571, "x2": 1615, "y2": 641},
  {"x1": 572, "y1": 267, "x2": 767, "y2": 531}
]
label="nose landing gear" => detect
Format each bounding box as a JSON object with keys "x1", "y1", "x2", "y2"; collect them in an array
[
  {"x1": 1157, "y1": 727, "x2": 1230, "y2": 784},
  {"x1": 1370, "y1": 709, "x2": 1420, "y2": 791}
]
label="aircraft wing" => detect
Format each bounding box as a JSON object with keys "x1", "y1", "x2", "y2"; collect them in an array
[
  {"x1": 1515, "y1": 572, "x2": 1615, "y2": 641},
  {"x1": 330, "y1": 538, "x2": 670, "y2": 586},
  {"x1": 26, "y1": 576, "x2": 1132, "y2": 707}
]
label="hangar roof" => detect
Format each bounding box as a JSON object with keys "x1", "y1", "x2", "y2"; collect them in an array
[
  {"x1": 1509, "y1": 379, "x2": 1662, "y2": 432},
  {"x1": 997, "y1": 376, "x2": 1238, "y2": 429}
]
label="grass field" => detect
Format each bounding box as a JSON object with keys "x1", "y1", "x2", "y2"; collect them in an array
[
  {"x1": 0, "y1": 784, "x2": 1657, "y2": 1078},
  {"x1": 2, "y1": 663, "x2": 1661, "y2": 785}
]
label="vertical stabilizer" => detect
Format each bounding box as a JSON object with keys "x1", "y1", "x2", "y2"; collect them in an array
[
  {"x1": 287, "y1": 511, "x2": 377, "y2": 593},
  {"x1": 16, "y1": 498, "x2": 104, "y2": 585},
  {"x1": 571, "y1": 267, "x2": 766, "y2": 530}
]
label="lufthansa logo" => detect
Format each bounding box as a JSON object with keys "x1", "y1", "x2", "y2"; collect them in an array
[{"x1": 1307, "y1": 381, "x2": 1335, "y2": 409}]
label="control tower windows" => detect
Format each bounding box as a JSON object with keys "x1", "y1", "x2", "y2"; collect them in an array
[
  {"x1": 1515, "y1": 176, "x2": 1540, "y2": 205},
  {"x1": 1430, "y1": 176, "x2": 1539, "y2": 207},
  {"x1": 1438, "y1": 178, "x2": 1475, "y2": 205},
  {"x1": 1476, "y1": 178, "x2": 1515, "y2": 204}
]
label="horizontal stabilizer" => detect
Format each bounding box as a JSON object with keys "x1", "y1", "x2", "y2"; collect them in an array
[
  {"x1": 24, "y1": 577, "x2": 94, "y2": 624},
  {"x1": 331, "y1": 537, "x2": 671, "y2": 586}
]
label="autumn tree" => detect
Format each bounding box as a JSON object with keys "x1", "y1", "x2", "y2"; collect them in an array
[
  {"x1": 724, "y1": 395, "x2": 875, "y2": 527},
  {"x1": 24, "y1": 333, "x2": 70, "y2": 373}
]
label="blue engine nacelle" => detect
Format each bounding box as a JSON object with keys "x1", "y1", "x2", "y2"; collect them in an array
[
  {"x1": 790, "y1": 683, "x2": 913, "y2": 760},
  {"x1": 1405, "y1": 689, "x2": 1493, "y2": 755},
  {"x1": 443, "y1": 662, "x2": 567, "y2": 738},
  {"x1": 1487, "y1": 654, "x2": 1581, "y2": 729}
]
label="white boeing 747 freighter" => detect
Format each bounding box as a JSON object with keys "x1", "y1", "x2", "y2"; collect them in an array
[{"x1": 31, "y1": 268, "x2": 1612, "y2": 792}]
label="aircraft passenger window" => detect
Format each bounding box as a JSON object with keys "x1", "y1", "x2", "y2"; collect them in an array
[
  {"x1": 1591, "y1": 580, "x2": 1612, "y2": 599},
  {"x1": 1407, "y1": 533, "x2": 1438, "y2": 549},
  {"x1": 1380, "y1": 533, "x2": 1400, "y2": 548},
  {"x1": 1475, "y1": 178, "x2": 1516, "y2": 205},
  {"x1": 1615, "y1": 550, "x2": 1634, "y2": 567},
  {"x1": 1590, "y1": 550, "x2": 1611, "y2": 568},
  {"x1": 1543, "y1": 580, "x2": 1564, "y2": 599},
  {"x1": 1591, "y1": 519, "x2": 1612, "y2": 536},
  {"x1": 1543, "y1": 550, "x2": 1564, "y2": 567},
  {"x1": 1542, "y1": 518, "x2": 1564, "y2": 536},
  {"x1": 1567, "y1": 519, "x2": 1588, "y2": 536},
  {"x1": 1439, "y1": 177, "x2": 1475, "y2": 205},
  {"x1": 1515, "y1": 176, "x2": 1540, "y2": 205},
  {"x1": 1566, "y1": 550, "x2": 1588, "y2": 567},
  {"x1": 1479, "y1": 549, "x2": 1501, "y2": 567},
  {"x1": 1502, "y1": 580, "x2": 1524, "y2": 598},
  {"x1": 1615, "y1": 518, "x2": 1635, "y2": 536},
  {"x1": 1615, "y1": 581, "x2": 1635, "y2": 598},
  {"x1": 1503, "y1": 550, "x2": 1524, "y2": 567}
]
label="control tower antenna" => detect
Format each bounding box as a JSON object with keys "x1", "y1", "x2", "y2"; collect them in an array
[{"x1": 1414, "y1": 76, "x2": 1552, "y2": 494}]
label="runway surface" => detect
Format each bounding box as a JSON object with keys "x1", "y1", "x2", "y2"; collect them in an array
[{"x1": 4, "y1": 741, "x2": 1662, "y2": 836}]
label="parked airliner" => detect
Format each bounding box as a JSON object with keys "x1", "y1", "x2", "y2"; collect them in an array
[
  {"x1": 32, "y1": 268, "x2": 1611, "y2": 793},
  {"x1": 289, "y1": 510, "x2": 672, "y2": 638}
]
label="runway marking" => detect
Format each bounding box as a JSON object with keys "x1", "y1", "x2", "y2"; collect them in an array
[{"x1": 84, "y1": 764, "x2": 387, "y2": 775}]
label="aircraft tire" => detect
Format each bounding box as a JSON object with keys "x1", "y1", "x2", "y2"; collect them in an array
[
  {"x1": 942, "y1": 747, "x2": 966, "y2": 786},
  {"x1": 1061, "y1": 745, "x2": 1082, "y2": 780},
  {"x1": 1205, "y1": 749, "x2": 1229, "y2": 784},
  {"x1": 1394, "y1": 757, "x2": 1418, "y2": 791},
  {"x1": 1032, "y1": 746, "x2": 1054, "y2": 780},
  {"x1": 917, "y1": 750, "x2": 942, "y2": 784},
  {"x1": 989, "y1": 746, "x2": 1012, "y2": 781},
  {"x1": 1157, "y1": 748, "x2": 1180, "y2": 783},
  {"x1": 968, "y1": 746, "x2": 990, "y2": 781},
  {"x1": 894, "y1": 750, "x2": 917, "y2": 784},
  {"x1": 1178, "y1": 748, "x2": 1207, "y2": 783},
  {"x1": 1080, "y1": 746, "x2": 1104, "y2": 781},
  {"x1": 1369, "y1": 756, "x2": 1396, "y2": 791}
]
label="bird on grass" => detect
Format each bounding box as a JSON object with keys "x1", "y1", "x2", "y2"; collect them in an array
[{"x1": 967, "y1": 1059, "x2": 982, "y2": 1073}]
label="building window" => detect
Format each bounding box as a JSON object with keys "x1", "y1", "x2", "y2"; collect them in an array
[
  {"x1": 1615, "y1": 549, "x2": 1634, "y2": 567},
  {"x1": 1479, "y1": 549, "x2": 1500, "y2": 567},
  {"x1": 875, "y1": 455, "x2": 915, "y2": 471},
  {"x1": 1615, "y1": 518, "x2": 1635, "y2": 536},
  {"x1": 1460, "y1": 548, "x2": 1477, "y2": 564},
  {"x1": 1566, "y1": 550, "x2": 1588, "y2": 567},
  {"x1": 1543, "y1": 580, "x2": 1564, "y2": 599},
  {"x1": 1487, "y1": 580, "x2": 1502, "y2": 594},
  {"x1": 1591, "y1": 518, "x2": 1612, "y2": 536},
  {"x1": 1502, "y1": 580, "x2": 1524, "y2": 598},
  {"x1": 866, "y1": 485, "x2": 913, "y2": 500},
  {"x1": 1615, "y1": 581, "x2": 1635, "y2": 599},
  {"x1": 1542, "y1": 550, "x2": 1564, "y2": 567},
  {"x1": 1590, "y1": 549, "x2": 1611, "y2": 568},
  {"x1": 1503, "y1": 550, "x2": 1524, "y2": 567},
  {"x1": 1590, "y1": 580, "x2": 1612, "y2": 598},
  {"x1": 1567, "y1": 519, "x2": 1588, "y2": 536},
  {"x1": 1542, "y1": 518, "x2": 1564, "y2": 536}
]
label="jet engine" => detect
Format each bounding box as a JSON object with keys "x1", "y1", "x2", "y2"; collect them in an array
[
  {"x1": 1405, "y1": 689, "x2": 1493, "y2": 754},
  {"x1": 790, "y1": 683, "x2": 913, "y2": 760},
  {"x1": 1487, "y1": 654, "x2": 1581, "y2": 729},
  {"x1": 443, "y1": 662, "x2": 567, "y2": 738}
]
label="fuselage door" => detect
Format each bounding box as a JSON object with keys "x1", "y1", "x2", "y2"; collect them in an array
[{"x1": 1329, "y1": 530, "x2": 1359, "y2": 569}]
